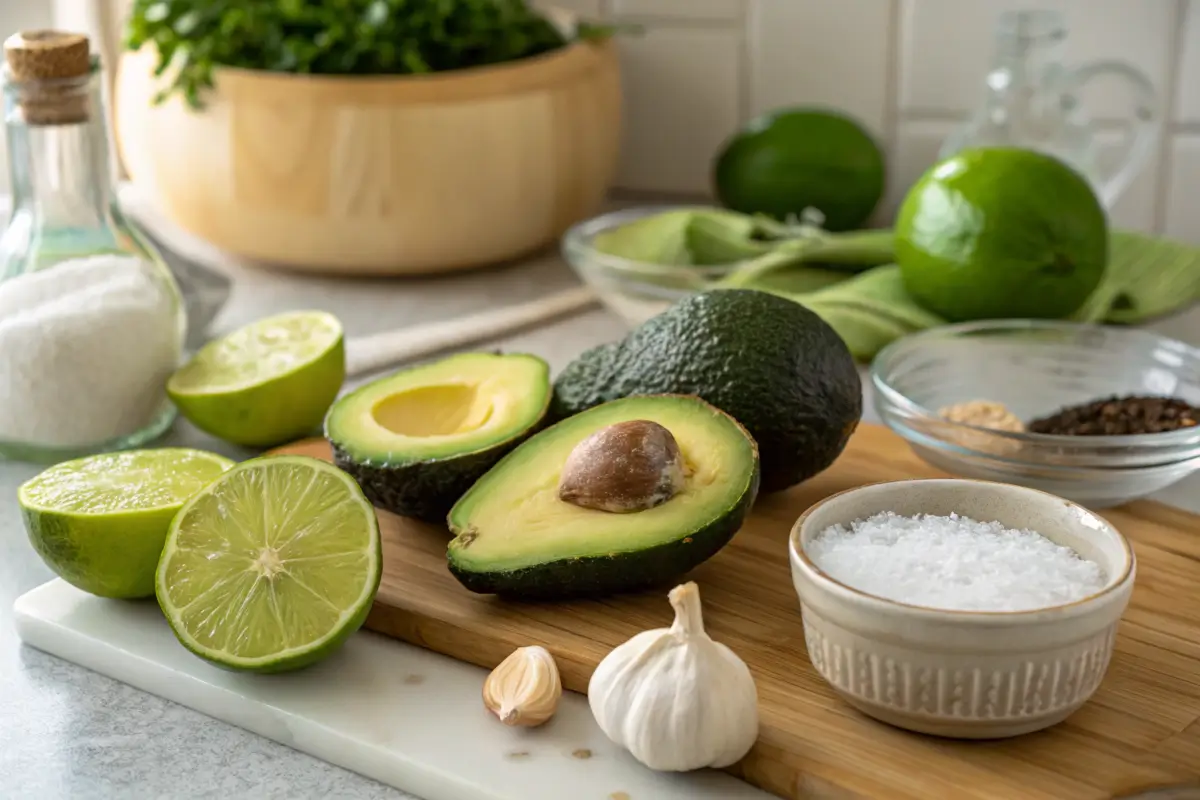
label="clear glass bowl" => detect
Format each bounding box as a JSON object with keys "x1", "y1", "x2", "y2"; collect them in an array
[
  {"x1": 561, "y1": 205, "x2": 739, "y2": 327},
  {"x1": 871, "y1": 319, "x2": 1200, "y2": 508}
]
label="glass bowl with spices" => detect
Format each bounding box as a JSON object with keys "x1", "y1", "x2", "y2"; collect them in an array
[{"x1": 870, "y1": 319, "x2": 1200, "y2": 508}]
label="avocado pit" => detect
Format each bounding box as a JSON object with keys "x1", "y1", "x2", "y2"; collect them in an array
[{"x1": 558, "y1": 419, "x2": 685, "y2": 513}]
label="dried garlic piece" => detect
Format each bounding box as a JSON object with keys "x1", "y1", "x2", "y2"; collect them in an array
[
  {"x1": 938, "y1": 400, "x2": 1026, "y2": 433},
  {"x1": 483, "y1": 645, "x2": 562, "y2": 727},
  {"x1": 938, "y1": 399, "x2": 1025, "y2": 456}
]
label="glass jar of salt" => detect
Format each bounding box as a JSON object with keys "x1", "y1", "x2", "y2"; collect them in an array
[{"x1": 0, "y1": 31, "x2": 185, "y2": 462}]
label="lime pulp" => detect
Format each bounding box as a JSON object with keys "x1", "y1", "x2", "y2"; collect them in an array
[
  {"x1": 155, "y1": 455, "x2": 382, "y2": 673},
  {"x1": 167, "y1": 311, "x2": 346, "y2": 449},
  {"x1": 18, "y1": 448, "x2": 236, "y2": 598}
]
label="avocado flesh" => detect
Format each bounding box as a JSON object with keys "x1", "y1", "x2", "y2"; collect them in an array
[
  {"x1": 325, "y1": 352, "x2": 550, "y2": 523},
  {"x1": 551, "y1": 289, "x2": 862, "y2": 493},
  {"x1": 447, "y1": 394, "x2": 760, "y2": 599}
]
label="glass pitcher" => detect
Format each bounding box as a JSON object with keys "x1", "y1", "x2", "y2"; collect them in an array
[{"x1": 938, "y1": 9, "x2": 1159, "y2": 209}]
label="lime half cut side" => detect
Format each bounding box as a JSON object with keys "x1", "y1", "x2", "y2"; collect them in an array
[
  {"x1": 18, "y1": 448, "x2": 236, "y2": 599},
  {"x1": 156, "y1": 455, "x2": 382, "y2": 673},
  {"x1": 167, "y1": 310, "x2": 346, "y2": 449}
]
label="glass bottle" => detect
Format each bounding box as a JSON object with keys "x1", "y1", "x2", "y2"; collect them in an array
[
  {"x1": 0, "y1": 30, "x2": 186, "y2": 463},
  {"x1": 937, "y1": 9, "x2": 1159, "y2": 209}
]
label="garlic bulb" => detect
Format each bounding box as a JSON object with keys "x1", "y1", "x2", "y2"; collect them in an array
[
  {"x1": 483, "y1": 645, "x2": 562, "y2": 727},
  {"x1": 587, "y1": 582, "x2": 759, "y2": 771}
]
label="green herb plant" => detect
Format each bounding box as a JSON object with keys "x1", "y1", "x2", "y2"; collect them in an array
[{"x1": 126, "y1": 0, "x2": 621, "y2": 108}]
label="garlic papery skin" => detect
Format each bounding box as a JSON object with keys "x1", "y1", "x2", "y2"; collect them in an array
[
  {"x1": 587, "y1": 581, "x2": 759, "y2": 772},
  {"x1": 483, "y1": 645, "x2": 562, "y2": 727}
]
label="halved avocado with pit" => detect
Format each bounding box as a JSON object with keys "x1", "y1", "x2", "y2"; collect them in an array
[
  {"x1": 447, "y1": 394, "x2": 761, "y2": 600},
  {"x1": 325, "y1": 352, "x2": 550, "y2": 523}
]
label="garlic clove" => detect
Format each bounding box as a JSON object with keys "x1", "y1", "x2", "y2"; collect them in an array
[{"x1": 483, "y1": 645, "x2": 562, "y2": 727}]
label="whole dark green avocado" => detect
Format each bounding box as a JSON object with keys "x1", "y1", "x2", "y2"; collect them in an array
[{"x1": 551, "y1": 289, "x2": 862, "y2": 493}]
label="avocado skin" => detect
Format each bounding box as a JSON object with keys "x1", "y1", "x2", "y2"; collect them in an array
[
  {"x1": 326, "y1": 351, "x2": 552, "y2": 524},
  {"x1": 333, "y1": 408, "x2": 548, "y2": 524},
  {"x1": 447, "y1": 460, "x2": 761, "y2": 600},
  {"x1": 551, "y1": 289, "x2": 862, "y2": 493},
  {"x1": 331, "y1": 445, "x2": 512, "y2": 524}
]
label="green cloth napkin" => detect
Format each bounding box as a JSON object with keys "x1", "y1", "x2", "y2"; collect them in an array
[{"x1": 729, "y1": 230, "x2": 1200, "y2": 361}]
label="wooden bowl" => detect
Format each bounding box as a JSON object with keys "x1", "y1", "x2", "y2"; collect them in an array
[{"x1": 112, "y1": 34, "x2": 622, "y2": 276}]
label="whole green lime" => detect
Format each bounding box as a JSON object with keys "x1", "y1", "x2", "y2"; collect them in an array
[
  {"x1": 713, "y1": 107, "x2": 886, "y2": 232},
  {"x1": 895, "y1": 147, "x2": 1109, "y2": 322}
]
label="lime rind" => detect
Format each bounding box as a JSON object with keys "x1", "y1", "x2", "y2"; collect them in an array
[
  {"x1": 155, "y1": 455, "x2": 382, "y2": 672},
  {"x1": 167, "y1": 310, "x2": 343, "y2": 396}
]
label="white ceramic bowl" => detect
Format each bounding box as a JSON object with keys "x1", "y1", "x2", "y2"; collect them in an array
[{"x1": 789, "y1": 479, "x2": 1136, "y2": 739}]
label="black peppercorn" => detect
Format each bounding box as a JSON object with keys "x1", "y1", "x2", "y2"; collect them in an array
[{"x1": 1027, "y1": 395, "x2": 1200, "y2": 436}]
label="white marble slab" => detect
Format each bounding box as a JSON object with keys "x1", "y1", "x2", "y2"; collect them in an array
[{"x1": 13, "y1": 579, "x2": 773, "y2": 800}]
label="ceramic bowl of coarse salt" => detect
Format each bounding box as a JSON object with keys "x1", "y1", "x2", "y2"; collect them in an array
[{"x1": 789, "y1": 478, "x2": 1136, "y2": 740}]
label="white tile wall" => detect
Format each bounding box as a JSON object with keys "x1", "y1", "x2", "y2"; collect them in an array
[
  {"x1": 883, "y1": 119, "x2": 958, "y2": 221},
  {"x1": 1095, "y1": 127, "x2": 1165, "y2": 231},
  {"x1": 898, "y1": 0, "x2": 1176, "y2": 119},
  {"x1": 747, "y1": 0, "x2": 893, "y2": 135},
  {"x1": 611, "y1": 0, "x2": 743, "y2": 22},
  {"x1": 589, "y1": 0, "x2": 1197, "y2": 241},
  {"x1": 611, "y1": 24, "x2": 743, "y2": 193},
  {"x1": 1176, "y1": 1, "x2": 1200, "y2": 122},
  {"x1": 536, "y1": 0, "x2": 604, "y2": 19},
  {"x1": 1164, "y1": 136, "x2": 1200, "y2": 240},
  {"x1": 18, "y1": 0, "x2": 1200, "y2": 240}
]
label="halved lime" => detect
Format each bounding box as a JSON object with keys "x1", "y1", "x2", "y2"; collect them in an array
[
  {"x1": 155, "y1": 455, "x2": 382, "y2": 673},
  {"x1": 167, "y1": 310, "x2": 346, "y2": 449},
  {"x1": 18, "y1": 448, "x2": 236, "y2": 599}
]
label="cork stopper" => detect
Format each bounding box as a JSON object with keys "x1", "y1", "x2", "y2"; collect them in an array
[{"x1": 4, "y1": 30, "x2": 93, "y2": 125}]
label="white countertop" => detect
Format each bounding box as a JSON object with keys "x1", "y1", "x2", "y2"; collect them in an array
[{"x1": 4, "y1": 199, "x2": 1200, "y2": 799}]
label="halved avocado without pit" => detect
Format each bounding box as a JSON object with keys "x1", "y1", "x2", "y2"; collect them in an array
[
  {"x1": 447, "y1": 394, "x2": 761, "y2": 600},
  {"x1": 325, "y1": 352, "x2": 551, "y2": 523}
]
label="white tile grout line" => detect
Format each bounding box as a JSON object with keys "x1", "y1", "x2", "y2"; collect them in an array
[
  {"x1": 603, "y1": 12, "x2": 741, "y2": 30},
  {"x1": 882, "y1": 0, "x2": 903, "y2": 161},
  {"x1": 871, "y1": 0, "x2": 904, "y2": 228},
  {"x1": 737, "y1": 0, "x2": 755, "y2": 123},
  {"x1": 897, "y1": 110, "x2": 1200, "y2": 136},
  {"x1": 1152, "y1": 0, "x2": 1190, "y2": 234}
]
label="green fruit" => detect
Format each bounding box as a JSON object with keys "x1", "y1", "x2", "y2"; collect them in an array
[
  {"x1": 156, "y1": 455, "x2": 382, "y2": 673},
  {"x1": 895, "y1": 147, "x2": 1109, "y2": 322},
  {"x1": 447, "y1": 395, "x2": 760, "y2": 600},
  {"x1": 551, "y1": 288, "x2": 862, "y2": 493},
  {"x1": 325, "y1": 352, "x2": 551, "y2": 524},
  {"x1": 713, "y1": 107, "x2": 886, "y2": 232},
  {"x1": 18, "y1": 448, "x2": 236, "y2": 599},
  {"x1": 168, "y1": 310, "x2": 345, "y2": 449}
]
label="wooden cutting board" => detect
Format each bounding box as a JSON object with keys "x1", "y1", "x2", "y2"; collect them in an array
[{"x1": 277, "y1": 423, "x2": 1200, "y2": 800}]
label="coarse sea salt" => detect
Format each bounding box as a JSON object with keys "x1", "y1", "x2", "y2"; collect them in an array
[{"x1": 806, "y1": 511, "x2": 1107, "y2": 612}]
